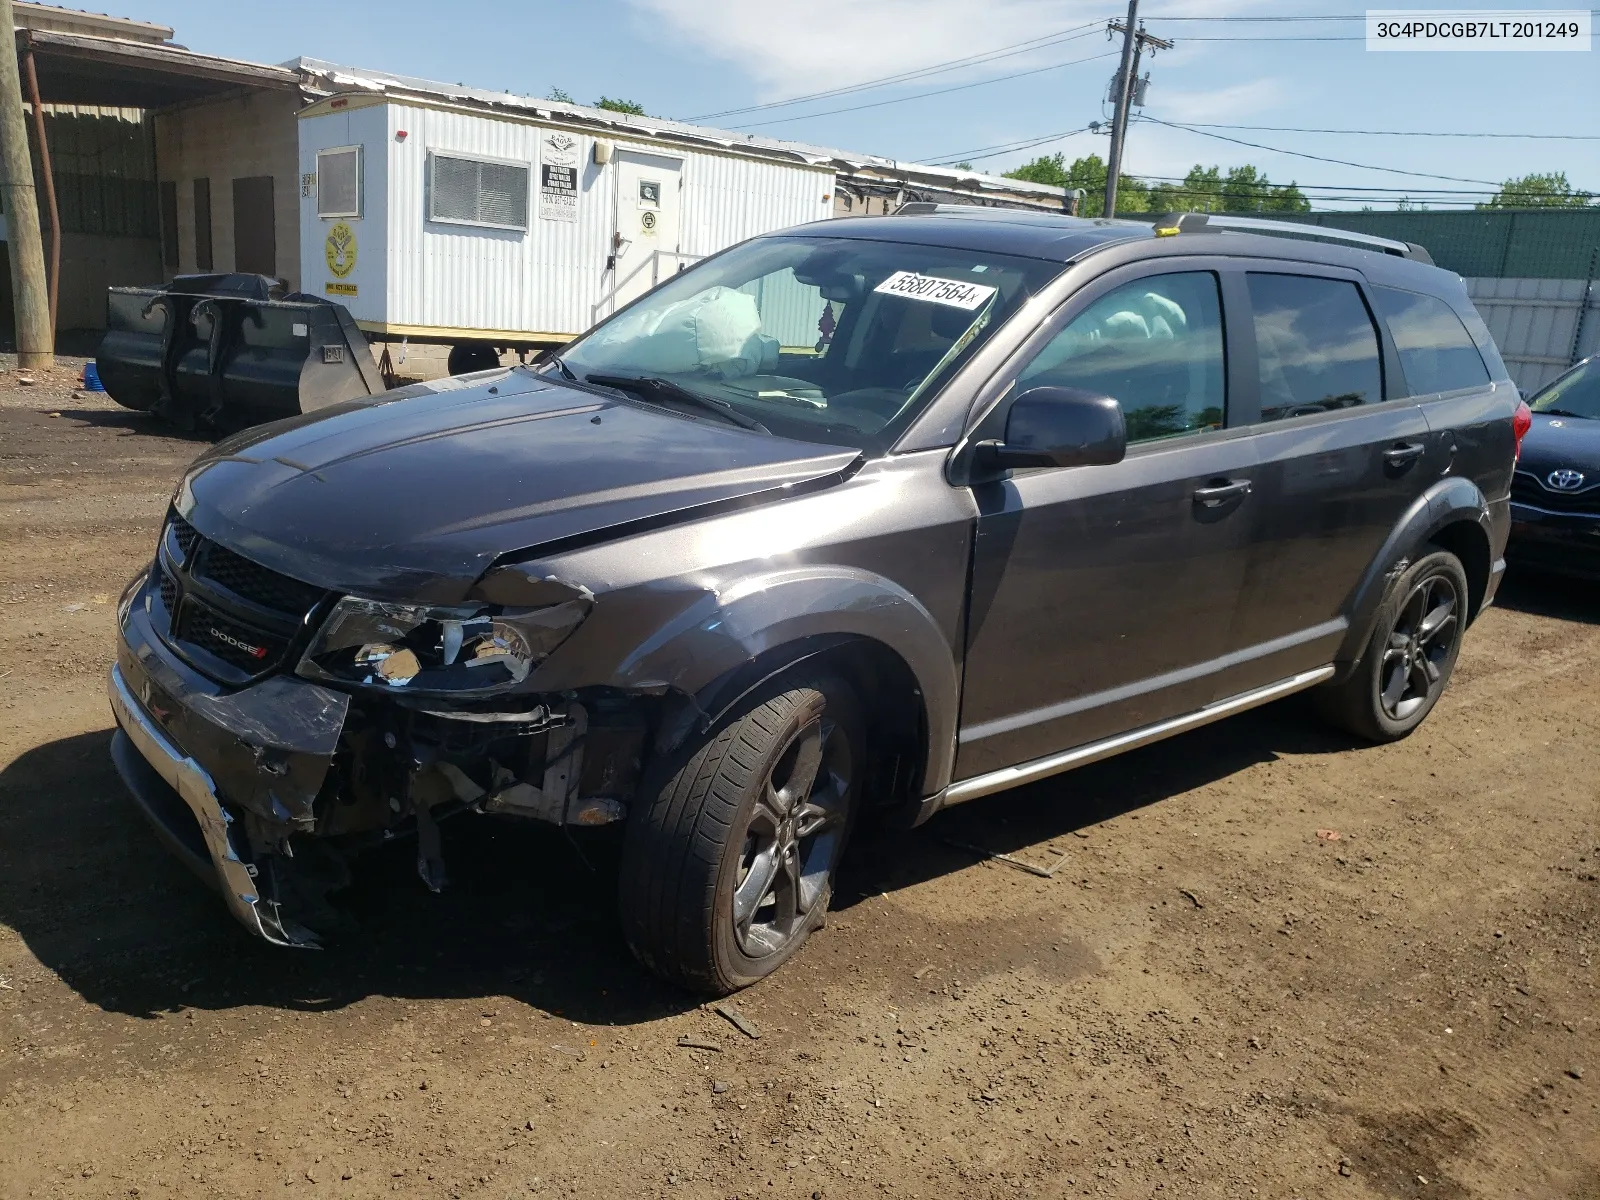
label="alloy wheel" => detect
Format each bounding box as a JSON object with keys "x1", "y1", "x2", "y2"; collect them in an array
[
  {"x1": 1378, "y1": 571, "x2": 1462, "y2": 722},
  {"x1": 732, "y1": 715, "x2": 852, "y2": 959}
]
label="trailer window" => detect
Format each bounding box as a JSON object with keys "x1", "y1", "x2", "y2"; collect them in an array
[
  {"x1": 316, "y1": 147, "x2": 361, "y2": 219},
  {"x1": 429, "y1": 153, "x2": 530, "y2": 230}
]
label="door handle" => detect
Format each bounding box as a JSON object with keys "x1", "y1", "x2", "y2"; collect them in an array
[
  {"x1": 1192, "y1": 479, "x2": 1252, "y2": 507},
  {"x1": 1383, "y1": 441, "x2": 1426, "y2": 468}
]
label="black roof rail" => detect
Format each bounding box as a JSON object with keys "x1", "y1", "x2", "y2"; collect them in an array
[{"x1": 1149, "y1": 212, "x2": 1434, "y2": 264}]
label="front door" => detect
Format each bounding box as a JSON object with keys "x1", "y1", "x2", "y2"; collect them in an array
[
  {"x1": 956, "y1": 266, "x2": 1258, "y2": 780},
  {"x1": 611, "y1": 151, "x2": 682, "y2": 311}
]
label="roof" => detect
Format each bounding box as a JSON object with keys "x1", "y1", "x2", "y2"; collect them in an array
[
  {"x1": 291, "y1": 58, "x2": 1068, "y2": 210},
  {"x1": 21, "y1": 28, "x2": 301, "y2": 108},
  {"x1": 12, "y1": 1, "x2": 172, "y2": 43},
  {"x1": 795, "y1": 211, "x2": 1155, "y2": 261},
  {"x1": 790, "y1": 208, "x2": 1458, "y2": 290}
]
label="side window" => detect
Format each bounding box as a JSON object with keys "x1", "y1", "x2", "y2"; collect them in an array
[
  {"x1": 1247, "y1": 274, "x2": 1382, "y2": 421},
  {"x1": 1371, "y1": 285, "x2": 1490, "y2": 395},
  {"x1": 1017, "y1": 271, "x2": 1225, "y2": 443}
]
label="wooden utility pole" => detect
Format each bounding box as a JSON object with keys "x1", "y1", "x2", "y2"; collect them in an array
[
  {"x1": 0, "y1": 0, "x2": 52, "y2": 368},
  {"x1": 1103, "y1": 0, "x2": 1139, "y2": 220},
  {"x1": 1103, "y1": 4, "x2": 1172, "y2": 219}
]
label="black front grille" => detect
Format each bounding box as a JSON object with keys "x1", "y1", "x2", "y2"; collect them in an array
[
  {"x1": 175, "y1": 598, "x2": 291, "y2": 674},
  {"x1": 170, "y1": 513, "x2": 201, "y2": 563},
  {"x1": 195, "y1": 542, "x2": 327, "y2": 614},
  {"x1": 157, "y1": 511, "x2": 327, "y2": 683},
  {"x1": 158, "y1": 570, "x2": 177, "y2": 618},
  {"x1": 1512, "y1": 472, "x2": 1600, "y2": 514}
]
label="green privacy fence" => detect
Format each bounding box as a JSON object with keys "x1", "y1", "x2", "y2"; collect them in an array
[
  {"x1": 1275, "y1": 210, "x2": 1600, "y2": 280},
  {"x1": 1112, "y1": 208, "x2": 1600, "y2": 279}
]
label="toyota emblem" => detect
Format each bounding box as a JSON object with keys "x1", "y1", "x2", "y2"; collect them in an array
[{"x1": 1547, "y1": 468, "x2": 1586, "y2": 491}]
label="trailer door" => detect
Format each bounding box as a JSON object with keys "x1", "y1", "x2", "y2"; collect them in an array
[{"x1": 611, "y1": 151, "x2": 682, "y2": 311}]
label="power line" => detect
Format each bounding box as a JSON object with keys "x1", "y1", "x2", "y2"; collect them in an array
[
  {"x1": 687, "y1": 22, "x2": 1106, "y2": 122},
  {"x1": 729, "y1": 49, "x2": 1122, "y2": 130},
  {"x1": 925, "y1": 126, "x2": 1098, "y2": 166},
  {"x1": 1136, "y1": 116, "x2": 1506, "y2": 186},
  {"x1": 1172, "y1": 121, "x2": 1600, "y2": 141}
]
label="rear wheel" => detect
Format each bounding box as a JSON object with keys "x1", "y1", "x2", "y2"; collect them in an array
[
  {"x1": 1317, "y1": 546, "x2": 1469, "y2": 742},
  {"x1": 619, "y1": 676, "x2": 862, "y2": 994}
]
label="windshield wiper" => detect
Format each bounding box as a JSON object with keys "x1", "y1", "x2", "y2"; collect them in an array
[
  {"x1": 547, "y1": 354, "x2": 578, "y2": 381},
  {"x1": 585, "y1": 374, "x2": 771, "y2": 434},
  {"x1": 1536, "y1": 407, "x2": 1591, "y2": 419}
]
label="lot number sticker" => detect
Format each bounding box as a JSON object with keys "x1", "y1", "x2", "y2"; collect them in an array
[{"x1": 874, "y1": 270, "x2": 996, "y2": 310}]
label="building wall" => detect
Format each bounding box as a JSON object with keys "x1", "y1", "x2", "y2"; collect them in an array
[
  {"x1": 299, "y1": 98, "x2": 834, "y2": 341},
  {"x1": 154, "y1": 89, "x2": 302, "y2": 288}
]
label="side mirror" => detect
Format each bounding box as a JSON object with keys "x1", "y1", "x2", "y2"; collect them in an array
[{"x1": 976, "y1": 386, "x2": 1127, "y2": 472}]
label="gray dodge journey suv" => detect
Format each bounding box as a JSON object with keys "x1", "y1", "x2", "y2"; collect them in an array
[{"x1": 109, "y1": 208, "x2": 1525, "y2": 993}]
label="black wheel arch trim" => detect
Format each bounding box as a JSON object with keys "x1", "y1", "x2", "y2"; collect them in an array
[
  {"x1": 1331, "y1": 474, "x2": 1497, "y2": 681},
  {"x1": 532, "y1": 565, "x2": 959, "y2": 798}
]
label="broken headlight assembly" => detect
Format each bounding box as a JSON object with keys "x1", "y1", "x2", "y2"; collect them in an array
[{"x1": 295, "y1": 596, "x2": 589, "y2": 696}]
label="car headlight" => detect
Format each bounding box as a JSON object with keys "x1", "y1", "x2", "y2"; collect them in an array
[{"x1": 296, "y1": 596, "x2": 590, "y2": 695}]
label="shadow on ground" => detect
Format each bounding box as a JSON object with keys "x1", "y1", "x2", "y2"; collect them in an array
[
  {"x1": 1492, "y1": 566, "x2": 1600, "y2": 626},
  {"x1": 0, "y1": 697, "x2": 1358, "y2": 1027}
]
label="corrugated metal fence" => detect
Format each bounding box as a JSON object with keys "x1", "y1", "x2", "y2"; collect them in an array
[{"x1": 1466, "y1": 276, "x2": 1599, "y2": 393}]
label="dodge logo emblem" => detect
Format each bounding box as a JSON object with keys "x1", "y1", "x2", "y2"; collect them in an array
[
  {"x1": 1547, "y1": 468, "x2": 1586, "y2": 491},
  {"x1": 211, "y1": 627, "x2": 269, "y2": 659}
]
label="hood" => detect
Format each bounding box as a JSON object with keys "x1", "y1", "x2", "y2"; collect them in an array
[
  {"x1": 1517, "y1": 413, "x2": 1600, "y2": 479},
  {"x1": 178, "y1": 368, "x2": 861, "y2": 603}
]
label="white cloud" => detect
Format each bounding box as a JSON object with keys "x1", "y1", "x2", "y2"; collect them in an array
[
  {"x1": 629, "y1": 0, "x2": 1083, "y2": 100},
  {"x1": 1146, "y1": 77, "x2": 1285, "y2": 125}
]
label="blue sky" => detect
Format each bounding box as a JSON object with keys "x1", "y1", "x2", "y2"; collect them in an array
[{"x1": 103, "y1": 0, "x2": 1598, "y2": 208}]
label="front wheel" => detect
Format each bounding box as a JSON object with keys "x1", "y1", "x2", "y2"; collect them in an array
[
  {"x1": 1317, "y1": 546, "x2": 1470, "y2": 742},
  {"x1": 619, "y1": 676, "x2": 862, "y2": 994}
]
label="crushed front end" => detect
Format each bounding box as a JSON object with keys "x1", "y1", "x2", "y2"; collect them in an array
[{"x1": 108, "y1": 511, "x2": 647, "y2": 947}]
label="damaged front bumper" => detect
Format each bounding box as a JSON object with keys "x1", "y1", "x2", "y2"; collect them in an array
[
  {"x1": 107, "y1": 572, "x2": 348, "y2": 947},
  {"x1": 108, "y1": 664, "x2": 321, "y2": 947},
  {"x1": 108, "y1": 563, "x2": 646, "y2": 948}
]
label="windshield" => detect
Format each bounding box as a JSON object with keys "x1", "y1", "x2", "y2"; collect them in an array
[
  {"x1": 555, "y1": 235, "x2": 1063, "y2": 453},
  {"x1": 1529, "y1": 357, "x2": 1600, "y2": 419}
]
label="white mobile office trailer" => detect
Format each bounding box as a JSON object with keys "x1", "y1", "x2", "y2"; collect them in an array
[
  {"x1": 293, "y1": 63, "x2": 1067, "y2": 365},
  {"x1": 296, "y1": 72, "x2": 835, "y2": 359}
]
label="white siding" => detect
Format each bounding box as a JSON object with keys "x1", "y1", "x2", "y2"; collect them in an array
[
  {"x1": 301, "y1": 99, "x2": 834, "y2": 341},
  {"x1": 298, "y1": 105, "x2": 389, "y2": 323}
]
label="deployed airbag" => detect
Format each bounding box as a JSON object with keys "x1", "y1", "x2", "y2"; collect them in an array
[{"x1": 578, "y1": 287, "x2": 777, "y2": 378}]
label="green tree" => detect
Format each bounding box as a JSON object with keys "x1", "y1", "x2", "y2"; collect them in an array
[
  {"x1": 594, "y1": 96, "x2": 649, "y2": 116},
  {"x1": 1478, "y1": 171, "x2": 1594, "y2": 208},
  {"x1": 546, "y1": 88, "x2": 651, "y2": 117},
  {"x1": 1147, "y1": 163, "x2": 1308, "y2": 214},
  {"x1": 1004, "y1": 153, "x2": 1148, "y2": 215}
]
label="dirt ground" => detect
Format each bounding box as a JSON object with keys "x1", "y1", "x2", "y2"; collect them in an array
[{"x1": 1, "y1": 363, "x2": 1597, "y2": 1200}]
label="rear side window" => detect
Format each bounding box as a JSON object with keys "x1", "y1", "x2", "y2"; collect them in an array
[
  {"x1": 1248, "y1": 274, "x2": 1382, "y2": 421},
  {"x1": 1371, "y1": 286, "x2": 1490, "y2": 395},
  {"x1": 1017, "y1": 271, "x2": 1226, "y2": 443}
]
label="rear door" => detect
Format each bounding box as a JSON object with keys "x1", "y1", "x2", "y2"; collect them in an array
[
  {"x1": 1214, "y1": 266, "x2": 1431, "y2": 697},
  {"x1": 956, "y1": 262, "x2": 1259, "y2": 779}
]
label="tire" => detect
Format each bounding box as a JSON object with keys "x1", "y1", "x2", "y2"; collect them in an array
[
  {"x1": 447, "y1": 343, "x2": 501, "y2": 375},
  {"x1": 1317, "y1": 546, "x2": 1470, "y2": 742},
  {"x1": 619, "y1": 676, "x2": 863, "y2": 995}
]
